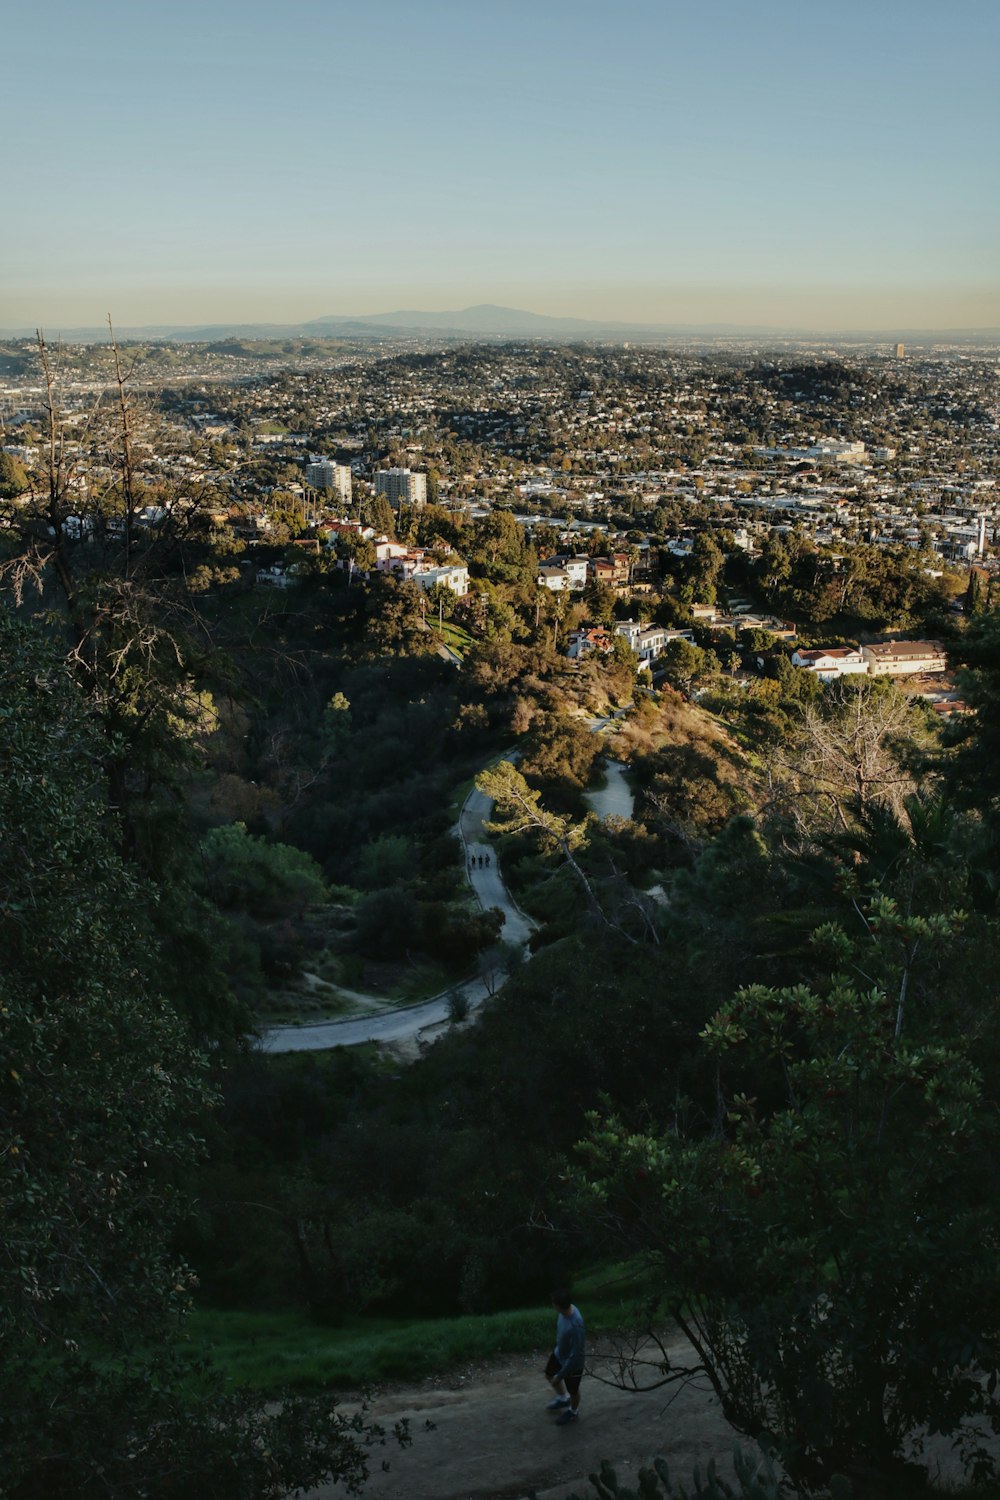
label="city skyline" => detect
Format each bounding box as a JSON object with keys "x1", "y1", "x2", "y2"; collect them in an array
[{"x1": 5, "y1": 0, "x2": 998, "y2": 333}]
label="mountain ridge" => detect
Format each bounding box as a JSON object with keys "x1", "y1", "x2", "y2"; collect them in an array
[{"x1": 2, "y1": 304, "x2": 997, "y2": 345}]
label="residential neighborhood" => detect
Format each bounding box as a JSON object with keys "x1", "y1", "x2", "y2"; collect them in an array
[{"x1": 4, "y1": 336, "x2": 996, "y2": 715}]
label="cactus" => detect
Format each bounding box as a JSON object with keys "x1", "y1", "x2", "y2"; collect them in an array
[{"x1": 564, "y1": 1446, "x2": 784, "y2": 1500}]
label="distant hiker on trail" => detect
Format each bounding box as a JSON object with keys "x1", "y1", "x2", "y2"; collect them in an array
[
  {"x1": 485, "y1": 853, "x2": 491, "y2": 867},
  {"x1": 544, "y1": 1288, "x2": 585, "y2": 1425},
  {"x1": 478, "y1": 853, "x2": 484, "y2": 867}
]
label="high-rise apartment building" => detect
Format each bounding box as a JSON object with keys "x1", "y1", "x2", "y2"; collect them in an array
[
  {"x1": 305, "y1": 459, "x2": 352, "y2": 501},
  {"x1": 374, "y1": 468, "x2": 427, "y2": 509}
]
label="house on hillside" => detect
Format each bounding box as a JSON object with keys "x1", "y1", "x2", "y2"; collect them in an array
[
  {"x1": 567, "y1": 627, "x2": 614, "y2": 660},
  {"x1": 539, "y1": 555, "x2": 589, "y2": 590},
  {"x1": 374, "y1": 540, "x2": 409, "y2": 567},
  {"x1": 412, "y1": 563, "x2": 470, "y2": 597},
  {"x1": 791, "y1": 646, "x2": 869, "y2": 682},
  {"x1": 538, "y1": 564, "x2": 571, "y2": 591},
  {"x1": 377, "y1": 547, "x2": 428, "y2": 579},
  {"x1": 861, "y1": 640, "x2": 948, "y2": 676},
  {"x1": 616, "y1": 620, "x2": 694, "y2": 667},
  {"x1": 588, "y1": 557, "x2": 616, "y2": 587}
]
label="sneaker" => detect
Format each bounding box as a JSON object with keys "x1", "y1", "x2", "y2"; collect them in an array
[
  {"x1": 555, "y1": 1408, "x2": 579, "y2": 1425},
  {"x1": 545, "y1": 1395, "x2": 570, "y2": 1410}
]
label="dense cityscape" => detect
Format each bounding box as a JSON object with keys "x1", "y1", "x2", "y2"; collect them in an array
[{"x1": 3, "y1": 334, "x2": 998, "y2": 684}]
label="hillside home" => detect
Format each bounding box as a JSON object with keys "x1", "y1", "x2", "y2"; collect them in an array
[
  {"x1": 374, "y1": 540, "x2": 409, "y2": 565},
  {"x1": 588, "y1": 558, "x2": 616, "y2": 586},
  {"x1": 791, "y1": 647, "x2": 869, "y2": 682},
  {"x1": 412, "y1": 564, "x2": 470, "y2": 597},
  {"x1": 567, "y1": 627, "x2": 614, "y2": 660},
  {"x1": 538, "y1": 565, "x2": 571, "y2": 592},
  {"x1": 616, "y1": 620, "x2": 694, "y2": 666},
  {"x1": 861, "y1": 640, "x2": 948, "y2": 676},
  {"x1": 539, "y1": 555, "x2": 589, "y2": 590}
]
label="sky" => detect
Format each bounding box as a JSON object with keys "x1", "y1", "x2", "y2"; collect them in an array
[{"x1": 4, "y1": 0, "x2": 998, "y2": 333}]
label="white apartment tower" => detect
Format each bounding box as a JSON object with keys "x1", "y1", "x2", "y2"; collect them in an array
[
  {"x1": 305, "y1": 459, "x2": 352, "y2": 502},
  {"x1": 374, "y1": 467, "x2": 428, "y2": 509}
]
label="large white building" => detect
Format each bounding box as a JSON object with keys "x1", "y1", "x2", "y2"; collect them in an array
[
  {"x1": 374, "y1": 468, "x2": 428, "y2": 509},
  {"x1": 413, "y1": 563, "x2": 469, "y2": 597},
  {"x1": 616, "y1": 620, "x2": 694, "y2": 667},
  {"x1": 305, "y1": 459, "x2": 352, "y2": 502}
]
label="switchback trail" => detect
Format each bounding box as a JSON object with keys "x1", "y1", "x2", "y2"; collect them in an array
[{"x1": 260, "y1": 780, "x2": 536, "y2": 1054}]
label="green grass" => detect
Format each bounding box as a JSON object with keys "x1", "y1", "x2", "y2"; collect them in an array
[
  {"x1": 186, "y1": 1262, "x2": 656, "y2": 1394},
  {"x1": 433, "y1": 620, "x2": 476, "y2": 656},
  {"x1": 184, "y1": 1305, "x2": 552, "y2": 1391}
]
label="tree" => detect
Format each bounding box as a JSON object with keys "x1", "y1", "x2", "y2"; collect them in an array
[
  {"x1": 366, "y1": 492, "x2": 396, "y2": 537},
  {"x1": 322, "y1": 690, "x2": 353, "y2": 757},
  {"x1": 3, "y1": 333, "x2": 237, "y2": 897},
  {"x1": 679, "y1": 532, "x2": 724, "y2": 606},
  {"x1": 469, "y1": 509, "x2": 533, "y2": 584},
  {"x1": 340, "y1": 530, "x2": 377, "y2": 574},
  {"x1": 198, "y1": 822, "x2": 328, "y2": 918},
  {"x1": 0, "y1": 449, "x2": 29, "y2": 498},
  {"x1": 659, "y1": 638, "x2": 710, "y2": 696},
  {"x1": 966, "y1": 569, "x2": 989, "y2": 616},
  {"x1": 0, "y1": 612, "x2": 402, "y2": 1497},
  {"x1": 635, "y1": 743, "x2": 745, "y2": 865},
  {"x1": 584, "y1": 578, "x2": 617, "y2": 627},
  {"x1": 611, "y1": 632, "x2": 639, "y2": 682},
  {"x1": 363, "y1": 575, "x2": 435, "y2": 655},
  {"x1": 783, "y1": 678, "x2": 923, "y2": 835},
  {"x1": 580, "y1": 900, "x2": 1000, "y2": 1496},
  {"x1": 478, "y1": 761, "x2": 657, "y2": 943}
]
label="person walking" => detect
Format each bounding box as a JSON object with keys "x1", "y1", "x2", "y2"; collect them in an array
[{"x1": 545, "y1": 1288, "x2": 585, "y2": 1425}]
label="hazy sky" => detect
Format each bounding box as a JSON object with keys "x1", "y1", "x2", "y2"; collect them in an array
[{"x1": 4, "y1": 0, "x2": 998, "y2": 331}]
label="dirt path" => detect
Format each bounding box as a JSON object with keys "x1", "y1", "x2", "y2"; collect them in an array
[
  {"x1": 309, "y1": 1337, "x2": 742, "y2": 1500},
  {"x1": 302, "y1": 1339, "x2": 987, "y2": 1500}
]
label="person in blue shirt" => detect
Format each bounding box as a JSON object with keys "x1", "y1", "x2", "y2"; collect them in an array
[{"x1": 545, "y1": 1287, "x2": 586, "y2": 1425}]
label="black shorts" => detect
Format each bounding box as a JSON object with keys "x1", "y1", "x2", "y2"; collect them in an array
[{"x1": 545, "y1": 1352, "x2": 582, "y2": 1394}]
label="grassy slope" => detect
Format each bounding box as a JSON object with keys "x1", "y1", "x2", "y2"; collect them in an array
[{"x1": 187, "y1": 1263, "x2": 653, "y2": 1393}]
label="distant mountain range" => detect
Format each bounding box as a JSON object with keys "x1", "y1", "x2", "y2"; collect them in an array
[{"x1": 2, "y1": 303, "x2": 997, "y2": 345}]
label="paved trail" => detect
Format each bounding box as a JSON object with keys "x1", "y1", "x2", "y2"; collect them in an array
[
  {"x1": 582, "y1": 759, "x2": 634, "y2": 822},
  {"x1": 260, "y1": 782, "x2": 535, "y2": 1054}
]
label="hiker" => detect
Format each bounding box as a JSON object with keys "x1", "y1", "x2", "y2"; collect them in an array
[
  {"x1": 485, "y1": 853, "x2": 491, "y2": 867},
  {"x1": 545, "y1": 1288, "x2": 585, "y2": 1425}
]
